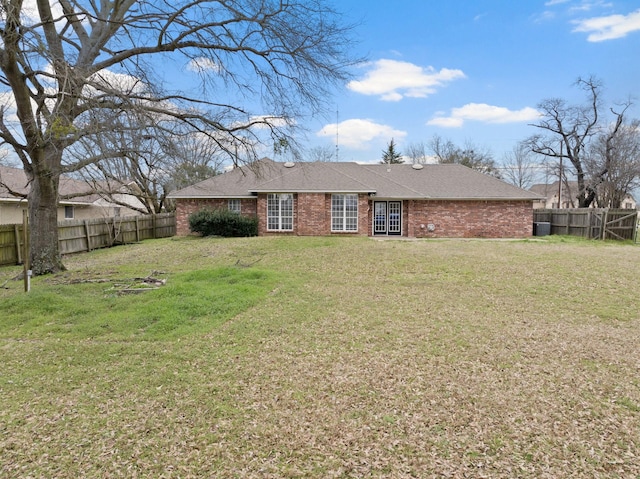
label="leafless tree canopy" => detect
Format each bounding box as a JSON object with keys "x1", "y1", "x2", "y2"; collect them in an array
[
  {"x1": 405, "y1": 142, "x2": 430, "y2": 164},
  {"x1": 306, "y1": 145, "x2": 336, "y2": 162},
  {"x1": 429, "y1": 135, "x2": 501, "y2": 178},
  {"x1": 526, "y1": 76, "x2": 638, "y2": 208},
  {"x1": 0, "y1": 0, "x2": 359, "y2": 274},
  {"x1": 586, "y1": 119, "x2": 640, "y2": 208},
  {"x1": 501, "y1": 142, "x2": 540, "y2": 190}
]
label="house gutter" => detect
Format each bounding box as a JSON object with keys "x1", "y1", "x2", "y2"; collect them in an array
[
  {"x1": 248, "y1": 189, "x2": 375, "y2": 194},
  {"x1": 166, "y1": 195, "x2": 257, "y2": 199}
]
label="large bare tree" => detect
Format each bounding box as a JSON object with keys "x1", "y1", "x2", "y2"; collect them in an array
[
  {"x1": 525, "y1": 77, "x2": 636, "y2": 208},
  {"x1": 0, "y1": 0, "x2": 357, "y2": 274},
  {"x1": 585, "y1": 117, "x2": 640, "y2": 208}
]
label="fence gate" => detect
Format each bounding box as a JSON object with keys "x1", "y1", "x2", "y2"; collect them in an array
[{"x1": 601, "y1": 210, "x2": 638, "y2": 241}]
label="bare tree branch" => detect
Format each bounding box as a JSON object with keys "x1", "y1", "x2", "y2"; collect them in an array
[{"x1": 0, "y1": 0, "x2": 360, "y2": 274}]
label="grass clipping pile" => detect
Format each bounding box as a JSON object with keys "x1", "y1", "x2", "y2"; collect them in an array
[{"x1": 46, "y1": 271, "x2": 167, "y2": 295}]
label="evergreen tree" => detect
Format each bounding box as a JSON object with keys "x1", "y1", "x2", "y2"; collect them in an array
[{"x1": 380, "y1": 139, "x2": 404, "y2": 164}]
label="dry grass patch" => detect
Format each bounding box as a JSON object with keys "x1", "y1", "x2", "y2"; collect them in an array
[{"x1": 1, "y1": 236, "x2": 639, "y2": 477}]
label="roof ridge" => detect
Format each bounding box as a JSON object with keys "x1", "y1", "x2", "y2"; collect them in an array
[
  {"x1": 323, "y1": 162, "x2": 376, "y2": 192},
  {"x1": 361, "y1": 164, "x2": 428, "y2": 198}
]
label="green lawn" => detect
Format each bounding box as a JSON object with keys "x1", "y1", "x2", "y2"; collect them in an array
[{"x1": 1, "y1": 236, "x2": 639, "y2": 478}]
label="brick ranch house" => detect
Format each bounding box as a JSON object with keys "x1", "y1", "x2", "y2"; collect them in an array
[{"x1": 168, "y1": 158, "x2": 542, "y2": 238}]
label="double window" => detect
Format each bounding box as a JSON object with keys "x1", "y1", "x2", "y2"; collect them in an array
[
  {"x1": 267, "y1": 194, "x2": 293, "y2": 231},
  {"x1": 331, "y1": 194, "x2": 358, "y2": 232}
]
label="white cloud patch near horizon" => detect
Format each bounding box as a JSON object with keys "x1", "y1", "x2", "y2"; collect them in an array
[
  {"x1": 317, "y1": 119, "x2": 406, "y2": 150},
  {"x1": 347, "y1": 59, "x2": 465, "y2": 102},
  {"x1": 572, "y1": 8, "x2": 640, "y2": 41},
  {"x1": 427, "y1": 103, "x2": 541, "y2": 128}
]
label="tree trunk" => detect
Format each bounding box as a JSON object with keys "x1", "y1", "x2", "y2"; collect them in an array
[{"x1": 27, "y1": 152, "x2": 66, "y2": 275}]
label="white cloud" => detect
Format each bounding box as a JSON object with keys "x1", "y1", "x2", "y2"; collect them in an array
[
  {"x1": 89, "y1": 69, "x2": 147, "y2": 95},
  {"x1": 241, "y1": 115, "x2": 294, "y2": 130},
  {"x1": 20, "y1": 0, "x2": 65, "y2": 25},
  {"x1": 569, "y1": 1, "x2": 615, "y2": 14},
  {"x1": 347, "y1": 59, "x2": 465, "y2": 102},
  {"x1": 187, "y1": 57, "x2": 223, "y2": 74},
  {"x1": 317, "y1": 119, "x2": 406, "y2": 150},
  {"x1": 427, "y1": 103, "x2": 541, "y2": 128},
  {"x1": 572, "y1": 8, "x2": 640, "y2": 41}
]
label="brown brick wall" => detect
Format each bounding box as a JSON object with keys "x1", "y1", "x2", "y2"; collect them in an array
[
  {"x1": 257, "y1": 193, "x2": 369, "y2": 236},
  {"x1": 406, "y1": 200, "x2": 533, "y2": 238},
  {"x1": 175, "y1": 196, "x2": 533, "y2": 239},
  {"x1": 174, "y1": 198, "x2": 257, "y2": 235}
]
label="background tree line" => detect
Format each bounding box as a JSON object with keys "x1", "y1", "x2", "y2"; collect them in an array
[{"x1": 381, "y1": 77, "x2": 640, "y2": 208}]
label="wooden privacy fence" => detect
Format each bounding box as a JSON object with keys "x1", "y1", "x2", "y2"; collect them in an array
[
  {"x1": 533, "y1": 208, "x2": 638, "y2": 241},
  {"x1": 0, "y1": 213, "x2": 175, "y2": 266}
]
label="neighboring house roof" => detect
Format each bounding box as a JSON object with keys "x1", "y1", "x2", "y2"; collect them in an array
[
  {"x1": 529, "y1": 181, "x2": 579, "y2": 200},
  {"x1": 529, "y1": 181, "x2": 636, "y2": 205},
  {"x1": 0, "y1": 165, "x2": 141, "y2": 207},
  {"x1": 168, "y1": 158, "x2": 542, "y2": 201}
]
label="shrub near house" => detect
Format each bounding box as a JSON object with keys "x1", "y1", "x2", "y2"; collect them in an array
[{"x1": 189, "y1": 209, "x2": 258, "y2": 237}]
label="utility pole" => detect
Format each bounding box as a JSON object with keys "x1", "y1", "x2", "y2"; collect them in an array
[{"x1": 558, "y1": 142, "x2": 563, "y2": 208}]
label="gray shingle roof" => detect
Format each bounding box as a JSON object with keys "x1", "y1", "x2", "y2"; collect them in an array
[
  {"x1": 167, "y1": 158, "x2": 542, "y2": 201},
  {"x1": 0, "y1": 165, "x2": 120, "y2": 204}
]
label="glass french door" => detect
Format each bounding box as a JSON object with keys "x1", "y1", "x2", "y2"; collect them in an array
[{"x1": 373, "y1": 201, "x2": 401, "y2": 235}]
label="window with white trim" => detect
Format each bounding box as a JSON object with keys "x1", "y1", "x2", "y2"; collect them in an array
[
  {"x1": 228, "y1": 199, "x2": 241, "y2": 213},
  {"x1": 331, "y1": 194, "x2": 358, "y2": 231},
  {"x1": 267, "y1": 194, "x2": 293, "y2": 231},
  {"x1": 64, "y1": 205, "x2": 74, "y2": 219}
]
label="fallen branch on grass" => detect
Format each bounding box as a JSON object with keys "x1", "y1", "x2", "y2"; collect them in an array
[
  {"x1": 117, "y1": 287, "x2": 161, "y2": 295},
  {"x1": 133, "y1": 275, "x2": 167, "y2": 287}
]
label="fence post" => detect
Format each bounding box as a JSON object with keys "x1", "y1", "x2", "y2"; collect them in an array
[
  {"x1": 152, "y1": 214, "x2": 157, "y2": 239},
  {"x1": 84, "y1": 220, "x2": 92, "y2": 251},
  {"x1": 135, "y1": 216, "x2": 140, "y2": 242},
  {"x1": 601, "y1": 209, "x2": 608, "y2": 240},
  {"x1": 14, "y1": 224, "x2": 22, "y2": 264}
]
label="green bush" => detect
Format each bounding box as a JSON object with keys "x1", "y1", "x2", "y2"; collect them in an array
[{"x1": 189, "y1": 209, "x2": 258, "y2": 237}]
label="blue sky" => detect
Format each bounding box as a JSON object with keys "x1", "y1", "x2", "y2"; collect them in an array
[
  {"x1": 306, "y1": 0, "x2": 640, "y2": 164},
  {"x1": 5, "y1": 0, "x2": 639, "y2": 171}
]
